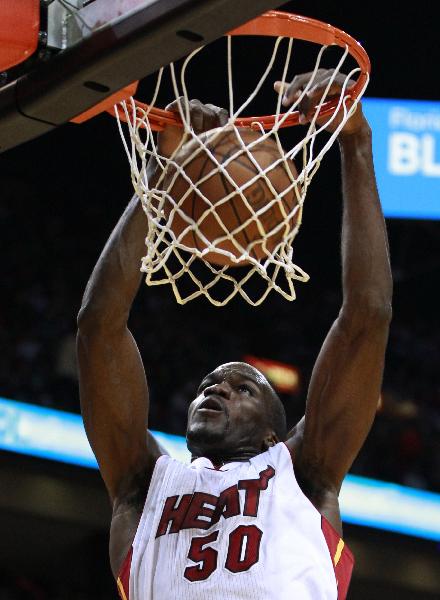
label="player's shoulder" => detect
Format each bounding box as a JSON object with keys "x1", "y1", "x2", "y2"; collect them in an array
[
  {"x1": 250, "y1": 440, "x2": 293, "y2": 470},
  {"x1": 284, "y1": 416, "x2": 305, "y2": 455},
  {"x1": 153, "y1": 452, "x2": 197, "y2": 478}
]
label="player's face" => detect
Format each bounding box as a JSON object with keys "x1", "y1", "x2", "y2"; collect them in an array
[{"x1": 186, "y1": 362, "x2": 272, "y2": 460}]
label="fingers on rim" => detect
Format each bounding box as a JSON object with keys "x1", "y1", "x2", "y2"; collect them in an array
[
  {"x1": 276, "y1": 70, "x2": 351, "y2": 105},
  {"x1": 204, "y1": 103, "x2": 228, "y2": 113},
  {"x1": 166, "y1": 97, "x2": 205, "y2": 113},
  {"x1": 273, "y1": 80, "x2": 286, "y2": 93},
  {"x1": 204, "y1": 105, "x2": 229, "y2": 126},
  {"x1": 164, "y1": 96, "x2": 185, "y2": 112}
]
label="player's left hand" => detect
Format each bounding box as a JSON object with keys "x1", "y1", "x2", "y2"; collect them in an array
[
  {"x1": 158, "y1": 98, "x2": 229, "y2": 158},
  {"x1": 274, "y1": 69, "x2": 368, "y2": 137}
]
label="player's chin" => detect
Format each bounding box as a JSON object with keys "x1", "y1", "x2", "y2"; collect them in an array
[{"x1": 186, "y1": 420, "x2": 227, "y2": 452}]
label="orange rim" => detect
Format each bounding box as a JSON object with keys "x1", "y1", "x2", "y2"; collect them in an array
[{"x1": 109, "y1": 10, "x2": 370, "y2": 131}]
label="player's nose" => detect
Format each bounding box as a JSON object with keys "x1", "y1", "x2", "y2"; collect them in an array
[{"x1": 204, "y1": 381, "x2": 231, "y2": 398}]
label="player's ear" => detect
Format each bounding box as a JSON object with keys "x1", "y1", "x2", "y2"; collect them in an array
[{"x1": 262, "y1": 431, "x2": 279, "y2": 450}]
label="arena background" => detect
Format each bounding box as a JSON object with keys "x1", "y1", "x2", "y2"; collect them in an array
[{"x1": 1, "y1": 1, "x2": 439, "y2": 598}]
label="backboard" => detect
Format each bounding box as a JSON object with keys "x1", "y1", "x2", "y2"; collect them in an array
[{"x1": 0, "y1": 0, "x2": 286, "y2": 153}]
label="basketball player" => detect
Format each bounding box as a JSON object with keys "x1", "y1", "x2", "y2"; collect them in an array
[{"x1": 77, "y1": 70, "x2": 392, "y2": 599}]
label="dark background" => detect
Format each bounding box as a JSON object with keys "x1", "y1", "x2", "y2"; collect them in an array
[{"x1": 0, "y1": 1, "x2": 439, "y2": 598}]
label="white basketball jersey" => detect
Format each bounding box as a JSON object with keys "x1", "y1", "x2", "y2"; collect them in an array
[{"x1": 117, "y1": 443, "x2": 353, "y2": 600}]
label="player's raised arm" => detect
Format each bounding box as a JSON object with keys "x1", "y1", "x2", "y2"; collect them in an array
[
  {"x1": 77, "y1": 189, "x2": 155, "y2": 503},
  {"x1": 77, "y1": 100, "x2": 228, "y2": 504},
  {"x1": 280, "y1": 70, "x2": 393, "y2": 507}
]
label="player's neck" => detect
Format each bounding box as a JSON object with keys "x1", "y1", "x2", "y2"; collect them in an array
[{"x1": 191, "y1": 448, "x2": 262, "y2": 465}]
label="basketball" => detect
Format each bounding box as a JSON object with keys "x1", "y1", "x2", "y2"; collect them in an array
[{"x1": 161, "y1": 127, "x2": 299, "y2": 266}]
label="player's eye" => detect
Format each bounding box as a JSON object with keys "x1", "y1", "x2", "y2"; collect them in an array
[{"x1": 238, "y1": 384, "x2": 252, "y2": 394}]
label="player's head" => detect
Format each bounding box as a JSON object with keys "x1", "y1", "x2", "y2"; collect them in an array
[{"x1": 186, "y1": 361, "x2": 287, "y2": 461}]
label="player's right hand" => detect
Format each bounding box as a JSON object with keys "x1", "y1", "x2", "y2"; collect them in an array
[
  {"x1": 274, "y1": 69, "x2": 368, "y2": 137},
  {"x1": 158, "y1": 98, "x2": 229, "y2": 158}
]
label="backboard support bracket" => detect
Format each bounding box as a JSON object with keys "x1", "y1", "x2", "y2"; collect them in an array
[{"x1": 0, "y1": 0, "x2": 285, "y2": 153}]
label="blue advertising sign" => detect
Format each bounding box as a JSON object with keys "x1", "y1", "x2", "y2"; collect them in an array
[
  {"x1": 363, "y1": 97, "x2": 440, "y2": 220},
  {"x1": 0, "y1": 396, "x2": 191, "y2": 467}
]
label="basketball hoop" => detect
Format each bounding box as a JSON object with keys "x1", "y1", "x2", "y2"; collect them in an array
[
  {"x1": 112, "y1": 11, "x2": 370, "y2": 306},
  {"x1": 112, "y1": 12, "x2": 370, "y2": 132}
]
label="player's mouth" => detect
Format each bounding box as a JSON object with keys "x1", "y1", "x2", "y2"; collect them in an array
[{"x1": 197, "y1": 396, "x2": 225, "y2": 415}]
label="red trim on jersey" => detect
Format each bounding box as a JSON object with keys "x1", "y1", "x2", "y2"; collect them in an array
[
  {"x1": 321, "y1": 517, "x2": 354, "y2": 600},
  {"x1": 283, "y1": 442, "x2": 354, "y2": 599},
  {"x1": 117, "y1": 546, "x2": 132, "y2": 600}
]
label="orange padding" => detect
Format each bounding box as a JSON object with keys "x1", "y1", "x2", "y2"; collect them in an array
[{"x1": 0, "y1": 1, "x2": 40, "y2": 71}]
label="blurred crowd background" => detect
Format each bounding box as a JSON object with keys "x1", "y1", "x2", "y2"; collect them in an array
[{"x1": 0, "y1": 576, "x2": 90, "y2": 600}]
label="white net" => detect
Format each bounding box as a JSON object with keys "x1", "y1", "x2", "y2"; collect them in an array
[{"x1": 115, "y1": 36, "x2": 368, "y2": 306}]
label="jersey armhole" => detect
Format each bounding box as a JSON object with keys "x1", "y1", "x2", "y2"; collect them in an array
[
  {"x1": 282, "y1": 441, "x2": 354, "y2": 599},
  {"x1": 117, "y1": 546, "x2": 132, "y2": 600},
  {"x1": 116, "y1": 454, "x2": 171, "y2": 599},
  {"x1": 321, "y1": 516, "x2": 354, "y2": 600}
]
